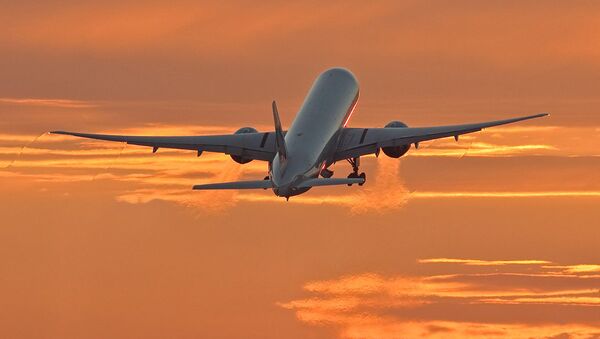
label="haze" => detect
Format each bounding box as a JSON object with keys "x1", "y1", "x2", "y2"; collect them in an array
[{"x1": 1, "y1": 1, "x2": 599, "y2": 338}]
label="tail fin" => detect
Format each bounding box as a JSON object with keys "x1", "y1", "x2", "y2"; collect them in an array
[{"x1": 272, "y1": 100, "x2": 287, "y2": 161}]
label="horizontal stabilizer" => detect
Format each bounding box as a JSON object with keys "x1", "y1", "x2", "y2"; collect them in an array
[
  {"x1": 298, "y1": 177, "x2": 364, "y2": 188},
  {"x1": 193, "y1": 180, "x2": 272, "y2": 190}
]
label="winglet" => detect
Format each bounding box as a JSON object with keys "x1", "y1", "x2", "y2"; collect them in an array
[{"x1": 272, "y1": 100, "x2": 287, "y2": 161}]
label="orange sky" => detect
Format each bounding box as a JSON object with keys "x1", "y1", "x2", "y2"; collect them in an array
[{"x1": 1, "y1": 1, "x2": 599, "y2": 338}]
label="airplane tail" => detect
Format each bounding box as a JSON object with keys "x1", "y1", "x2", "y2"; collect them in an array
[
  {"x1": 193, "y1": 102, "x2": 367, "y2": 192},
  {"x1": 272, "y1": 100, "x2": 287, "y2": 161}
]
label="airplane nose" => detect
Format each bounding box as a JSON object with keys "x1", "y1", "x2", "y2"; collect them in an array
[
  {"x1": 273, "y1": 186, "x2": 290, "y2": 197},
  {"x1": 273, "y1": 184, "x2": 309, "y2": 198}
]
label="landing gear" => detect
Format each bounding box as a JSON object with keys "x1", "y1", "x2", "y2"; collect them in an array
[
  {"x1": 347, "y1": 172, "x2": 366, "y2": 186},
  {"x1": 347, "y1": 157, "x2": 360, "y2": 174},
  {"x1": 346, "y1": 157, "x2": 366, "y2": 186}
]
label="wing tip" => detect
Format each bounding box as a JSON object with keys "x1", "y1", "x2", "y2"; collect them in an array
[{"x1": 525, "y1": 113, "x2": 549, "y2": 119}]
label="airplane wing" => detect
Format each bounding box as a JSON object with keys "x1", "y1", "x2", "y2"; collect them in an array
[
  {"x1": 334, "y1": 113, "x2": 548, "y2": 161},
  {"x1": 51, "y1": 130, "x2": 277, "y2": 161}
]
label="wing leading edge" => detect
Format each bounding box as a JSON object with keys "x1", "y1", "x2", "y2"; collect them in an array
[
  {"x1": 51, "y1": 130, "x2": 277, "y2": 161},
  {"x1": 334, "y1": 113, "x2": 548, "y2": 161}
]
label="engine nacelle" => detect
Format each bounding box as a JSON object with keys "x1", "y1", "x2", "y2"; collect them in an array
[
  {"x1": 230, "y1": 127, "x2": 258, "y2": 164},
  {"x1": 381, "y1": 121, "x2": 410, "y2": 158}
]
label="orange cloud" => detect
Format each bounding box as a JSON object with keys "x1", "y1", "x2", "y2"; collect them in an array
[
  {"x1": 1, "y1": 2, "x2": 390, "y2": 56},
  {"x1": 412, "y1": 191, "x2": 600, "y2": 198},
  {"x1": 418, "y1": 258, "x2": 552, "y2": 266},
  {"x1": 1, "y1": 124, "x2": 599, "y2": 213},
  {"x1": 3, "y1": 1, "x2": 600, "y2": 69},
  {"x1": 410, "y1": 142, "x2": 556, "y2": 157},
  {"x1": 0, "y1": 97, "x2": 97, "y2": 108},
  {"x1": 543, "y1": 264, "x2": 600, "y2": 274},
  {"x1": 279, "y1": 258, "x2": 600, "y2": 338},
  {"x1": 407, "y1": 125, "x2": 599, "y2": 158}
]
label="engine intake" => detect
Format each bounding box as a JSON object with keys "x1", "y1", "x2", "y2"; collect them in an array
[
  {"x1": 230, "y1": 127, "x2": 258, "y2": 164},
  {"x1": 381, "y1": 121, "x2": 410, "y2": 158}
]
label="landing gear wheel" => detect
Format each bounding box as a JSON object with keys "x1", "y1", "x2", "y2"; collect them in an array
[
  {"x1": 358, "y1": 172, "x2": 366, "y2": 186},
  {"x1": 347, "y1": 172, "x2": 358, "y2": 186},
  {"x1": 346, "y1": 157, "x2": 362, "y2": 186}
]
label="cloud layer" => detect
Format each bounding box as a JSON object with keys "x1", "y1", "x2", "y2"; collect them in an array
[
  {"x1": 1, "y1": 123, "x2": 598, "y2": 213},
  {"x1": 280, "y1": 258, "x2": 600, "y2": 338}
]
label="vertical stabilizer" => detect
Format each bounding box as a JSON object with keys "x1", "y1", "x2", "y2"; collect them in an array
[{"x1": 272, "y1": 100, "x2": 287, "y2": 161}]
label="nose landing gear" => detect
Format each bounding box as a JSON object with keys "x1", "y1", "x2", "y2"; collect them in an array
[{"x1": 346, "y1": 157, "x2": 366, "y2": 186}]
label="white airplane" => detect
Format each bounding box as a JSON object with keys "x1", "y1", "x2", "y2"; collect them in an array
[{"x1": 53, "y1": 68, "x2": 548, "y2": 200}]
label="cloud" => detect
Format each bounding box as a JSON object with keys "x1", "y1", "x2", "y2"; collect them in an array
[
  {"x1": 1, "y1": 2, "x2": 391, "y2": 56},
  {"x1": 1, "y1": 124, "x2": 599, "y2": 213},
  {"x1": 418, "y1": 258, "x2": 552, "y2": 266},
  {"x1": 3, "y1": 1, "x2": 600, "y2": 69},
  {"x1": 412, "y1": 191, "x2": 600, "y2": 198},
  {"x1": 543, "y1": 265, "x2": 600, "y2": 274},
  {"x1": 407, "y1": 125, "x2": 599, "y2": 158},
  {"x1": 0, "y1": 97, "x2": 97, "y2": 108},
  {"x1": 410, "y1": 142, "x2": 556, "y2": 158},
  {"x1": 279, "y1": 258, "x2": 600, "y2": 338}
]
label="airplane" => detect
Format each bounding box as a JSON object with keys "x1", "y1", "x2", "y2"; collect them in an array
[{"x1": 52, "y1": 68, "x2": 548, "y2": 200}]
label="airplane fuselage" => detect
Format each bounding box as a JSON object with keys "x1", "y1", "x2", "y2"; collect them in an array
[{"x1": 271, "y1": 68, "x2": 359, "y2": 197}]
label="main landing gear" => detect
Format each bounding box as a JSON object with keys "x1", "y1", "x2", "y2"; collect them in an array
[{"x1": 346, "y1": 157, "x2": 366, "y2": 186}]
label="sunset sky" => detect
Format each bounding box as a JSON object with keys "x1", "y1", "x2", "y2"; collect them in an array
[{"x1": 1, "y1": 1, "x2": 599, "y2": 338}]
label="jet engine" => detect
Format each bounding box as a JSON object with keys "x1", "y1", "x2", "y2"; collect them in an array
[
  {"x1": 230, "y1": 127, "x2": 258, "y2": 164},
  {"x1": 381, "y1": 121, "x2": 410, "y2": 158}
]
